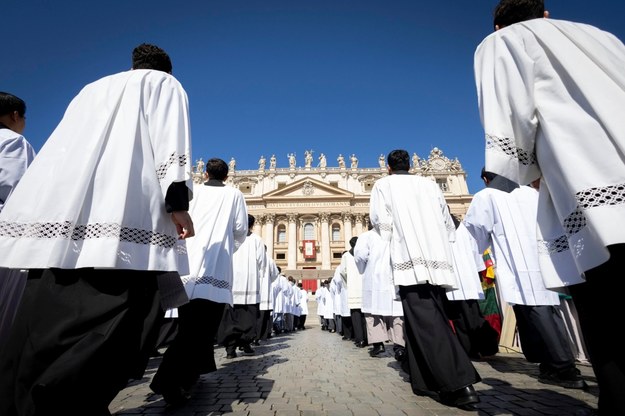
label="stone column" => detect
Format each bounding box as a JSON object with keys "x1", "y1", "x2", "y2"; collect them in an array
[
  {"x1": 354, "y1": 213, "x2": 364, "y2": 236},
  {"x1": 264, "y1": 213, "x2": 275, "y2": 258},
  {"x1": 342, "y1": 213, "x2": 353, "y2": 250},
  {"x1": 254, "y1": 214, "x2": 265, "y2": 237},
  {"x1": 320, "y1": 212, "x2": 331, "y2": 270},
  {"x1": 287, "y1": 213, "x2": 298, "y2": 270}
]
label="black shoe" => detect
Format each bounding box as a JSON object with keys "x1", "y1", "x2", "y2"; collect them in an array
[
  {"x1": 162, "y1": 387, "x2": 190, "y2": 407},
  {"x1": 394, "y1": 347, "x2": 406, "y2": 362},
  {"x1": 539, "y1": 366, "x2": 586, "y2": 389},
  {"x1": 226, "y1": 350, "x2": 237, "y2": 359},
  {"x1": 241, "y1": 344, "x2": 255, "y2": 355},
  {"x1": 369, "y1": 343, "x2": 385, "y2": 357},
  {"x1": 150, "y1": 382, "x2": 190, "y2": 407},
  {"x1": 439, "y1": 385, "x2": 479, "y2": 409},
  {"x1": 355, "y1": 340, "x2": 367, "y2": 348},
  {"x1": 252, "y1": 339, "x2": 260, "y2": 346}
]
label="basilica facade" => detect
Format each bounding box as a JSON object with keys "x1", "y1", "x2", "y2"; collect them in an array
[{"x1": 192, "y1": 148, "x2": 472, "y2": 291}]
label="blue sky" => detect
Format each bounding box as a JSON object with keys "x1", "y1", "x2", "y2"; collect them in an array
[{"x1": 4, "y1": 1, "x2": 625, "y2": 194}]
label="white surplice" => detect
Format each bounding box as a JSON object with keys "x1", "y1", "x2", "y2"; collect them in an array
[
  {"x1": 369, "y1": 173, "x2": 458, "y2": 288},
  {"x1": 232, "y1": 232, "x2": 266, "y2": 305},
  {"x1": 0, "y1": 69, "x2": 192, "y2": 273},
  {"x1": 333, "y1": 265, "x2": 350, "y2": 317},
  {"x1": 338, "y1": 250, "x2": 363, "y2": 311},
  {"x1": 446, "y1": 223, "x2": 486, "y2": 301},
  {"x1": 181, "y1": 182, "x2": 248, "y2": 305},
  {"x1": 271, "y1": 273, "x2": 291, "y2": 315},
  {"x1": 475, "y1": 18, "x2": 625, "y2": 282},
  {"x1": 260, "y1": 256, "x2": 279, "y2": 311},
  {"x1": 353, "y1": 229, "x2": 396, "y2": 316},
  {"x1": 463, "y1": 186, "x2": 560, "y2": 306}
]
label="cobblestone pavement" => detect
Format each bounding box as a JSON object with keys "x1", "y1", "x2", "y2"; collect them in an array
[{"x1": 110, "y1": 307, "x2": 598, "y2": 416}]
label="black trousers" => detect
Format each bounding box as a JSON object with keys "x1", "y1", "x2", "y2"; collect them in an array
[
  {"x1": 445, "y1": 299, "x2": 499, "y2": 358},
  {"x1": 218, "y1": 303, "x2": 259, "y2": 352},
  {"x1": 0, "y1": 268, "x2": 163, "y2": 416},
  {"x1": 570, "y1": 244, "x2": 625, "y2": 415},
  {"x1": 399, "y1": 284, "x2": 481, "y2": 394},
  {"x1": 351, "y1": 309, "x2": 367, "y2": 344},
  {"x1": 151, "y1": 299, "x2": 225, "y2": 394},
  {"x1": 256, "y1": 309, "x2": 272, "y2": 340},
  {"x1": 512, "y1": 304, "x2": 576, "y2": 370}
]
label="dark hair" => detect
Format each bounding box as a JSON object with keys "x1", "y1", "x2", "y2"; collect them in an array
[
  {"x1": 0, "y1": 92, "x2": 26, "y2": 118},
  {"x1": 387, "y1": 149, "x2": 410, "y2": 171},
  {"x1": 248, "y1": 214, "x2": 256, "y2": 228},
  {"x1": 131, "y1": 43, "x2": 172, "y2": 73},
  {"x1": 349, "y1": 236, "x2": 358, "y2": 248},
  {"x1": 494, "y1": 0, "x2": 544, "y2": 29},
  {"x1": 206, "y1": 158, "x2": 228, "y2": 180},
  {"x1": 451, "y1": 213, "x2": 462, "y2": 229},
  {"x1": 480, "y1": 167, "x2": 497, "y2": 182}
]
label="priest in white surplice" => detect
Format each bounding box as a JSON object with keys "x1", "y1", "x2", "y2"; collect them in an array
[
  {"x1": 474, "y1": 1, "x2": 625, "y2": 412},
  {"x1": 464, "y1": 171, "x2": 585, "y2": 389},
  {"x1": 0, "y1": 44, "x2": 195, "y2": 416},
  {"x1": 0, "y1": 92, "x2": 36, "y2": 352},
  {"x1": 256, "y1": 253, "x2": 279, "y2": 342},
  {"x1": 151, "y1": 157, "x2": 248, "y2": 404},
  {"x1": 339, "y1": 237, "x2": 367, "y2": 348},
  {"x1": 353, "y1": 223, "x2": 405, "y2": 359},
  {"x1": 445, "y1": 216, "x2": 499, "y2": 359},
  {"x1": 369, "y1": 149, "x2": 480, "y2": 409},
  {"x1": 218, "y1": 214, "x2": 266, "y2": 358}
]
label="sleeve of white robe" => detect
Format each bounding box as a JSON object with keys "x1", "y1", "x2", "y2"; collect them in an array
[
  {"x1": 369, "y1": 180, "x2": 393, "y2": 242},
  {"x1": 232, "y1": 196, "x2": 249, "y2": 251},
  {"x1": 474, "y1": 32, "x2": 541, "y2": 185},
  {"x1": 463, "y1": 191, "x2": 495, "y2": 255},
  {"x1": 148, "y1": 75, "x2": 194, "y2": 199}
]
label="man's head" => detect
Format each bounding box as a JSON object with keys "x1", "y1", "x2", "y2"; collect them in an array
[
  {"x1": 206, "y1": 158, "x2": 228, "y2": 181},
  {"x1": 494, "y1": 0, "x2": 546, "y2": 30},
  {"x1": 132, "y1": 43, "x2": 173, "y2": 74},
  {"x1": 480, "y1": 166, "x2": 497, "y2": 185},
  {"x1": 248, "y1": 214, "x2": 256, "y2": 229},
  {"x1": 0, "y1": 92, "x2": 26, "y2": 134},
  {"x1": 480, "y1": 166, "x2": 520, "y2": 192},
  {"x1": 387, "y1": 149, "x2": 410, "y2": 173}
]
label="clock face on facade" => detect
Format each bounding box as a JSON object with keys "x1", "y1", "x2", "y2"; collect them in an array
[{"x1": 431, "y1": 158, "x2": 445, "y2": 170}]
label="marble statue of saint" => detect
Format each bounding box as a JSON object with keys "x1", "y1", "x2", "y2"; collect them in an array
[
  {"x1": 288, "y1": 153, "x2": 296, "y2": 169},
  {"x1": 258, "y1": 155, "x2": 266, "y2": 170},
  {"x1": 337, "y1": 154, "x2": 346, "y2": 169},
  {"x1": 318, "y1": 153, "x2": 327, "y2": 168},
  {"x1": 304, "y1": 150, "x2": 313, "y2": 168},
  {"x1": 270, "y1": 154, "x2": 276, "y2": 169},
  {"x1": 196, "y1": 157, "x2": 204, "y2": 173},
  {"x1": 350, "y1": 154, "x2": 358, "y2": 169},
  {"x1": 412, "y1": 153, "x2": 420, "y2": 169},
  {"x1": 378, "y1": 154, "x2": 386, "y2": 168},
  {"x1": 229, "y1": 157, "x2": 236, "y2": 172}
]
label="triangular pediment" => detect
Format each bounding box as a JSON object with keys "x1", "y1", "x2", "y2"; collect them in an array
[{"x1": 263, "y1": 177, "x2": 353, "y2": 200}]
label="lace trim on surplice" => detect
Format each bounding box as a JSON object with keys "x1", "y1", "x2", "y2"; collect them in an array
[
  {"x1": 539, "y1": 183, "x2": 625, "y2": 254},
  {"x1": 0, "y1": 220, "x2": 179, "y2": 248},
  {"x1": 485, "y1": 134, "x2": 536, "y2": 166},
  {"x1": 392, "y1": 257, "x2": 454, "y2": 273},
  {"x1": 156, "y1": 152, "x2": 188, "y2": 181}
]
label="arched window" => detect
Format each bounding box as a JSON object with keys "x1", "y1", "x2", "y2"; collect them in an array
[
  {"x1": 277, "y1": 224, "x2": 286, "y2": 243},
  {"x1": 332, "y1": 223, "x2": 341, "y2": 241},
  {"x1": 303, "y1": 222, "x2": 315, "y2": 240}
]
